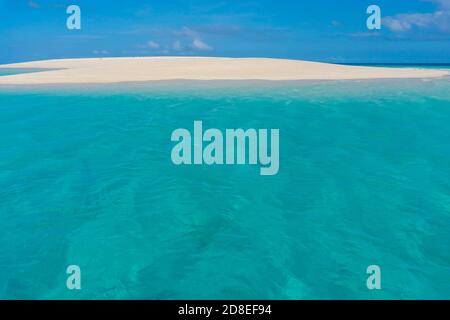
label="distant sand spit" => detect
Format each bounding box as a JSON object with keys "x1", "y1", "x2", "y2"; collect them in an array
[{"x1": 0, "y1": 57, "x2": 448, "y2": 85}]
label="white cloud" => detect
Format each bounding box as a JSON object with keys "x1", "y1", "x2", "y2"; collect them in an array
[
  {"x1": 384, "y1": 1, "x2": 450, "y2": 33},
  {"x1": 173, "y1": 27, "x2": 214, "y2": 52},
  {"x1": 192, "y1": 39, "x2": 213, "y2": 51},
  {"x1": 146, "y1": 41, "x2": 160, "y2": 49},
  {"x1": 134, "y1": 27, "x2": 214, "y2": 54}
]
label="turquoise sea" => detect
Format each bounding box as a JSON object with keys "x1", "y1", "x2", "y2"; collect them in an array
[{"x1": 0, "y1": 72, "x2": 450, "y2": 299}]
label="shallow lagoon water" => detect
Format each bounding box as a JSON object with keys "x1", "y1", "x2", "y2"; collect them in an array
[
  {"x1": 0, "y1": 77, "x2": 449, "y2": 299},
  {"x1": 0, "y1": 68, "x2": 56, "y2": 77}
]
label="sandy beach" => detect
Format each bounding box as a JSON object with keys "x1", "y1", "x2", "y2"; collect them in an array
[{"x1": 0, "y1": 57, "x2": 448, "y2": 85}]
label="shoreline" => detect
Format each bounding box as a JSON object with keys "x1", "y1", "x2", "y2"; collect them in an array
[
  {"x1": 0, "y1": 77, "x2": 448, "y2": 94},
  {"x1": 0, "y1": 57, "x2": 448, "y2": 85}
]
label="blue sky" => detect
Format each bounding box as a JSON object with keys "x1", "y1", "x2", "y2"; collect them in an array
[{"x1": 0, "y1": 0, "x2": 449, "y2": 63}]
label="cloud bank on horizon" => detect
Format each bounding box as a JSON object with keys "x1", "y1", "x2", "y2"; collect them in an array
[{"x1": 0, "y1": 0, "x2": 449, "y2": 64}]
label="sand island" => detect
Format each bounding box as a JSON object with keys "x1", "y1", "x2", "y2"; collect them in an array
[{"x1": 0, "y1": 57, "x2": 447, "y2": 85}]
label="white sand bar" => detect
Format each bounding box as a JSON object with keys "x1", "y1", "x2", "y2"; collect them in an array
[{"x1": 0, "y1": 57, "x2": 448, "y2": 85}]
